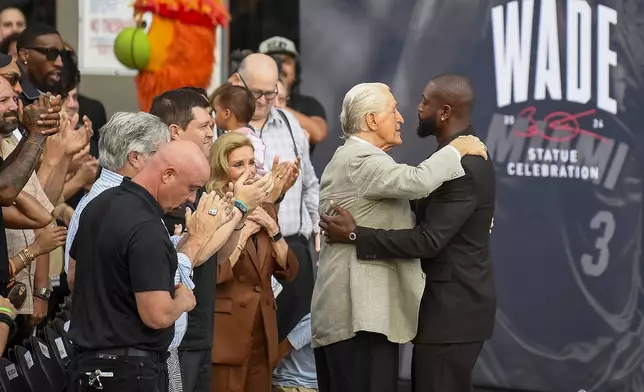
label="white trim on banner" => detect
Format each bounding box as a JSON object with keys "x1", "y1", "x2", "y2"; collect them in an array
[
  {"x1": 77, "y1": 0, "x2": 137, "y2": 76},
  {"x1": 207, "y1": 0, "x2": 230, "y2": 95}
]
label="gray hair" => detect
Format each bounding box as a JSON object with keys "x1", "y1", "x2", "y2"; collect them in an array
[
  {"x1": 98, "y1": 112, "x2": 170, "y2": 171},
  {"x1": 339, "y1": 82, "x2": 390, "y2": 138}
]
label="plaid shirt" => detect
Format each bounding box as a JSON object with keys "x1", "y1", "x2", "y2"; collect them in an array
[
  {"x1": 256, "y1": 108, "x2": 320, "y2": 238},
  {"x1": 2, "y1": 139, "x2": 55, "y2": 315}
]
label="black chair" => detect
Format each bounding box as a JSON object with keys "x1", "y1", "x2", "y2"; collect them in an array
[
  {"x1": 44, "y1": 326, "x2": 72, "y2": 371},
  {"x1": 50, "y1": 318, "x2": 67, "y2": 336},
  {"x1": 60, "y1": 309, "x2": 71, "y2": 322},
  {"x1": 11, "y1": 345, "x2": 53, "y2": 392},
  {"x1": 26, "y1": 335, "x2": 65, "y2": 392},
  {"x1": 0, "y1": 357, "x2": 30, "y2": 392}
]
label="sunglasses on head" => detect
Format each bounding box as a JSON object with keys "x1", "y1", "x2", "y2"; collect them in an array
[
  {"x1": 27, "y1": 47, "x2": 72, "y2": 62},
  {"x1": 0, "y1": 73, "x2": 19, "y2": 87}
]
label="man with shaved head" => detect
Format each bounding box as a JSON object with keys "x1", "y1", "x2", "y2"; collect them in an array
[
  {"x1": 67, "y1": 140, "x2": 231, "y2": 392},
  {"x1": 231, "y1": 53, "x2": 320, "y2": 349},
  {"x1": 322, "y1": 74, "x2": 496, "y2": 392}
]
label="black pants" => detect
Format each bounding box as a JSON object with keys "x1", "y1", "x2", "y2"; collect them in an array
[
  {"x1": 314, "y1": 331, "x2": 399, "y2": 392},
  {"x1": 66, "y1": 350, "x2": 168, "y2": 392},
  {"x1": 276, "y1": 234, "x2": 315, "y2": 342},
  {"x1": 411, "y1": 342, "x2": 484, "y2": 392},
  {"x1": 178, "y1": 349, "x2": 211, "y2": 392}
]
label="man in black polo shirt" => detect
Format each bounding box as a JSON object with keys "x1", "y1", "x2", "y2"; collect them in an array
[
  {"x1": 0, "y1": 53, "x2": 61, "y2": 293},
  {"x1": 67, "y1": 140, "x2": 223, "y2": 392}
]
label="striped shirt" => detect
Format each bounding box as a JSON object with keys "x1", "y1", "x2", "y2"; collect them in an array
[
  {"x1": 64, "y1": 168, "x2": 194, "y2": 350},
  {"x1": 256, "y1": 108, "x2": 320, "y2": 238}
]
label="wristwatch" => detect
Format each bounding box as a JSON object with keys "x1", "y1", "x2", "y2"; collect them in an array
[
  {"x1": 34, "y1": 287, "x2": 52, "y2": 301},
  {"x1": 271, "y1": 231, "x2": 283, "y2": 242}
]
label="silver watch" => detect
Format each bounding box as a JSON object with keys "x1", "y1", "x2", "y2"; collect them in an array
[{"x1": 34, "y1": 287, "x2": 52, "y2": 300}]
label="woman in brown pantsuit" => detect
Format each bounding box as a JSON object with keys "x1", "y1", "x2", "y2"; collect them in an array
[{"x1": 207, "y1": 133, "x2": 298, "y2": 392}]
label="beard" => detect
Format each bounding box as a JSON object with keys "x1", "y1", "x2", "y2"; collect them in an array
[
  {"x1": 416, "y1": 114, "x2": 439, "y2": 138},
  {"x1": 0, "y1": 111, "x2": 18, "y2": 137}
]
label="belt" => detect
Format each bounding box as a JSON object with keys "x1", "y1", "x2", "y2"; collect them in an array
[{"x1": 82, "y1": 347, "x2": 160, "y2": 358}]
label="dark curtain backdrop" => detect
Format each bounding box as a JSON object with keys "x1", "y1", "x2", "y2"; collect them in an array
[
  {"x1": 229, "y1": 0, "x2": 299, "y2": 53},
  {"x1": 301, "y1": 1, "x2": 644, "y2": 391}
]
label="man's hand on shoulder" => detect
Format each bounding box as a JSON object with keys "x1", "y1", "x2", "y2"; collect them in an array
[
  {"x1": 449, "y1": 135, "x2": 487, "y2": 160},
  {"x1": 320, "y1": 204, "x2": 357, "y2": 244}
]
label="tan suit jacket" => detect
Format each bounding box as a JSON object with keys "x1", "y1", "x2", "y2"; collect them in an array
[{"x1": 311, "y1": 137, "x2": 464, "y2": 347}]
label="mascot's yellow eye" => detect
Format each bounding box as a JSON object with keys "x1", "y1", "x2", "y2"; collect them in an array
[{"x1": 139, "y1": 11, "x2": 154, "y2": 35}]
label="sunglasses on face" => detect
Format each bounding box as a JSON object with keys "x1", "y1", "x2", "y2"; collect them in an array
[
  {"x1": 0, "y1": 73, "x2": 19, "y2": 87},
  {"x1": 27, "y1": 47, "x2": 73, "y2": 62}
]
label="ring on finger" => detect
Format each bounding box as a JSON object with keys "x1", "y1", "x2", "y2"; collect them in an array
[{"x1": 208, "y1": 208, "x2": 218, "y2": 216}]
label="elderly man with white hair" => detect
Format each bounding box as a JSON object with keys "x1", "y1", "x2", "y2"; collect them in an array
[{"x1": 310, "y1": 82, "x2": 485, "y2": 392}]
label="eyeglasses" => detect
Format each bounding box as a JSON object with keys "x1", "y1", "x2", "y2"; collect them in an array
[
  {"x1": 238, "y1": 74, "x2": 277, "y2": 101},
  {"x1": 0, "y1": 73, "x2": 19, "y2": 87},
  {"x1": 27, "y1": 47, "x2": 73, "y2": 62}
]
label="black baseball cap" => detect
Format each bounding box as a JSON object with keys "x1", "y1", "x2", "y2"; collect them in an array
[{"x1": 0, "y1": 53, "x2": 12, "y2": 68}]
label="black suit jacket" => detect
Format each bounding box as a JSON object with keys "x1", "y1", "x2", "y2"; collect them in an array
[{"x1": 354, "y1": 127, "x2": 497, "y2": 344}]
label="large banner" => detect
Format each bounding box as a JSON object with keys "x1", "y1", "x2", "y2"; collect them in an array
[{"x1": 301, "y1": 1, "x2": 644, "y2": 391}]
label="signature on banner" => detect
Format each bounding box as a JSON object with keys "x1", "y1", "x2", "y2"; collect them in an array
[{"x1": 512, "y1": 106, "x2": 606, "y2": 143}]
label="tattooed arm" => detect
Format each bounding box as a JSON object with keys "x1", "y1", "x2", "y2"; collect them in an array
[{"x1": 0, "y1": 134, "x2": 46, "y2": 206}]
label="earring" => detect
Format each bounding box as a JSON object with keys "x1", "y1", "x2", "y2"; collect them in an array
[{"x1": 23, "y1": 61, "x2": 27, "y2": 65}]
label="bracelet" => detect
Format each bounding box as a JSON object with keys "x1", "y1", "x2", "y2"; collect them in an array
[
  {"x1": 19, "y1": 248, "x2": 35, "y2": 266},
  {"x1": 0, "y1": 307, "x2": 13, "y2": 315},
  {"x1": 17, "y1": 251, "x2": 26, "y2": 266},
  {"x1": 234, "y1": 223, "x2": 245, "y2": 231},
  {"x1": 0, "y1": 313, "x2": 17, "y2": 340},
  {"x1": 33, "y1": 292, "x2": 49, "y2": 301}
]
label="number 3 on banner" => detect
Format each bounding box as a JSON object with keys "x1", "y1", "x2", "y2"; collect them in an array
[{"x1": 580, "y1": 211, "x2": 615, "y2": 277}]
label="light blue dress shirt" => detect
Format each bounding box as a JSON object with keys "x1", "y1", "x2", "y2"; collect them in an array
[
  {"x1": 63, "y1": 168, "x2": 194, "y2": 350},
  {"x1": 272, "y1": 313, "x2": 318, "y2": 389}
]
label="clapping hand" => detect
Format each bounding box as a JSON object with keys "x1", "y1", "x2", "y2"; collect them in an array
[
  {"x1": 223, "y1": 182, "x2": 235, "y2": 215},
  {"x1": 233, "y1": 170, "x2": 274, "y2": 211},
  {"x1": 20, "y1": 93, "x2": 62, "y2": 137},
  {"x1": 282, "y1": 157, "x2": 300, "y2": 195},
  {"x1": 185, "y1": 192, "x2": 233, "y2": 241},
  {"x1": 268, "y1": 156, "x2": 300, "y2": 203}
]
